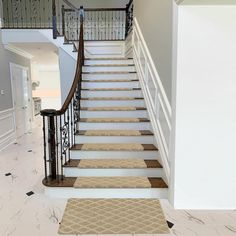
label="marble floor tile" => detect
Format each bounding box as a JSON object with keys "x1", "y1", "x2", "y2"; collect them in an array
[{"x1": 0, "y1": 117, "x2": 235, "y2": 236}]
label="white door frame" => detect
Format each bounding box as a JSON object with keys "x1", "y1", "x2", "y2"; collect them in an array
[{"x1": 9, "y1": 63, "x2": 33, "y2": 137}]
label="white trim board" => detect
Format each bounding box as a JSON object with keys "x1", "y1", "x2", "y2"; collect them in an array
[
  {"x1": 0, "y1": 108, "x2": 16, "y2": 151},
  {"x1": 132, "y1": 18, "x2": 172, "y2": 184},
  {"x1": 4, "y1": 44, "x2": 34, "y2": 59}
]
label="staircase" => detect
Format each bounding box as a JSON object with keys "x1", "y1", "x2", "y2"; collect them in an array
[{"x1": 43, "y1": 58, "x2": 168, "y2": 199}]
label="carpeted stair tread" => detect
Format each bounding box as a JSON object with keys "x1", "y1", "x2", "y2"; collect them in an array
[
  {"x1": 81, "y1": 106, "x2": 146, "y2": 111},
  {"x1": 74, "y1": 176, "x2": 151, "y2": 188},
  {"x1": 77, "y1": 130, "x2": 153, "y2": 136},
  {"x1": 82, "y1": 88, "x2": 141, "y2": 91},
  {"x1": 64, "y1": 159, "x2": 162, "y2": 169},
  {"x1": 81, "y1": 97, "x2": 143, "y2": 100},
  {"x1": 43, "y1": 177, "x2": 168, "y2": 188},
  {"x1": 71, "y1": 143, "x2": 158, "y2": 151},
  {"x1": 85, "y1": 57, "x2": 133, "y2": 60},
  {"x1": 82, "y1": 79, "x2": 138, "y2": 82},
  {"x1": 79, "y1": 118, "x2": 150, "y2": 123}
]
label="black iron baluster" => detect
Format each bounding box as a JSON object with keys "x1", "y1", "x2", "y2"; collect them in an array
[
  {"x1": 55, "y1": 115, "x2": 59, "y2": 182},
  {"x1": 52, "y1": 0, "x2": 57, "y2": 38},
  {"x1": 42, "y1": 116, "x2": 48, "y2": 182},
  {"x1": 61, "y1": 5, "x2": 65, "y2": 36},
  {"x1": 59, "y1": 115, "x2": 64, "y2": 180},
  {"x1": 67, "y1": 109, "x2": 71, "y2": 162}
]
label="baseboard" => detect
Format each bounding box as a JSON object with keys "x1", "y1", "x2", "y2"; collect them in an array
[
  {"x1": 132, "y1": 18, "x2": 171, "y2": 184},
  {"x1": 0, "y1": 109, "x2": 16, "y2": 151}
]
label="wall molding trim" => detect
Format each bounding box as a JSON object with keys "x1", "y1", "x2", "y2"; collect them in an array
[
  {"x1": 132, "y1": 18, "x2": 171, "y2": 183},
  {"x1": 4, "y1": 44, "x2": 34, "y2": 59},
  {"x1": 0, "y1": 108, "x2": 16, "y2": 151}
]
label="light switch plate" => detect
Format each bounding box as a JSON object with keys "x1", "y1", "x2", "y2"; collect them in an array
[{"x1": 0, "y1": 90, "x2": 5, "y2": 95}]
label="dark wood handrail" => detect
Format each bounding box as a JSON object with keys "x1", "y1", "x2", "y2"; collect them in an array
[
  {"x1": 57, "y1": 18, "x2": 84, "y2": 115},
  {"x1": 64, "y1": 8, "x2": 126, "y2": 12}
]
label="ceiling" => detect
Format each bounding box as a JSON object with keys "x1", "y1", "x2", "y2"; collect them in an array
[
  {"x1": 12, "y1": 43, "x2": 59, "y2": 65},
  {"x1": 176, "y1": 0, "x2": 236, "y2": 5}
]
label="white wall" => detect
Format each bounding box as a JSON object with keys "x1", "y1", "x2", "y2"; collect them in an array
[
  {"x1": 171, "y1": 5, "x2": 236, "y2": 209},
  {"x1": 32, "y1": 64, "x2": 61, "y2": 110},
  {"x1": 134, "y1": 0, "x2": 173, "y2": 104}
]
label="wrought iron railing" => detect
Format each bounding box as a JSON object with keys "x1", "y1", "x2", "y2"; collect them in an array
[
  {"x1": 1, "y1": 0, "x2": 134, "y2": 41},
  {"x1": 40, "y1": 7, "x2": 84, "y2": 182}
]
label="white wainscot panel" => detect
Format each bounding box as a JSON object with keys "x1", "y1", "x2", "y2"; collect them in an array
[
  {"x1": 157, "y1": 96, "x2": 171, "y2": 156},
  {"x1": 146, "y1": 64, "x2": 157, "y2": 111},
  {"x1": 139, "y1": 44, "x2": 146, "y2": 78},
  {"x1": 0, "y1": 109, "x2": 16, "y2": 151},
  {"x1": 133, "y1": 29, "x2": 139, "y2": 54}
]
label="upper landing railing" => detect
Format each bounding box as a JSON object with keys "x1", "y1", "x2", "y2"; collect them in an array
[{"x1": 1, "y1": 0, "x2": 134, "y2": 41}]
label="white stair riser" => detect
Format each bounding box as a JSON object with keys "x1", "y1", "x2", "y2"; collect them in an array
[
  {"x1": 64, "y1": 168, "x2": 162, "y2": 177},
  {"x1": 80, "y1": 110, "x2": 148, "y2": 119},
  {"x1": 84, "y1": 59, "x2": 134, "y2": 65},
  {"x1": 82, "y1": 73, "x2": 137, "y2": 80},
  {"x1": 83, "y1": 66, "x2": 136, "y2": 73},
  {"x1": 81, "y1": 100, "x2": 145, "y2": 107},
  {"x1": 82, "y1": 81, "x2": 140, "y2": 89},
  {"x1": 45, "y1": 188, "x2": 168, "y2": 199},
  {"x1": 78, "y1": 122, "x2": 151, "y2": 130},
  {"x1": 71, "y1": 151, "x2": 159, "y2": 159},
  {"x1": 75, "y1": 135, "x2": 154, "y2": 144},
  {"x1": 81, "y1": 90, "x2": 143, "y2": 98}
]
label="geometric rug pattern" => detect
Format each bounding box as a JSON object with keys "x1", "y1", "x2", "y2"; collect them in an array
[
  {"x1": 81, "y1": 143, "x2": 144, "y2": 151},
  {"x1": 78, "y1": 159, "x2": 147, "y2": 168},
  {"x1": 73, "y1": 177, "x2": 151, "y2": 188},
  {"x1": 58, "y1": 198, "x2": 170, "y2": 235},
  {"x1": 84, "y1": 130, "x2": 142, "y2": 136}
]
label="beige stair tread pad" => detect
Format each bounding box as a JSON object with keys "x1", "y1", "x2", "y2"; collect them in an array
[
  {"x1": 85, "y1": 118, "x2": 140, "y2": 122},
  {"x1": 74, "y1": 177, "x2": 151, "y2": 188},
  {"x1": 81, "y1": 143, "x2": 144, "y2": 151},
  {"x1": 84, "y1": 130, "x2": 141, "y2": 136},
  {"x1": 85, "y1": 97, "x2": 137, "y2": 100},
  {"x1": 86, "y1": 106, "x2": 136, "y2": 111},
  {"x1": 78, "y1": 159, "x2": 147, "y2": 168},
  {"x1": 58, "y1": 198, "x2": 169, "y2": 234}
]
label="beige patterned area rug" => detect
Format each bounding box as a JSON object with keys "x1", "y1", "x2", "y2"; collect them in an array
[
  {"x1": 73, "y1": 177, "x2": 151, "y2": 188},
  {"x1": 58, "y1": 199, "x2": 170, "y2": 235}
]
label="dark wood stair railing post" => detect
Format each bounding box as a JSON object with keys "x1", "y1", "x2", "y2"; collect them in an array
[
  {"x1": 40, "y1": 109, "x2": 57, "y2": 180},
  {"x1": 41, "y1": 5, "x2": 85, "y2": 185},
  {"x1": 52, "y1": 0, "x2": 57, "y2": 39}
]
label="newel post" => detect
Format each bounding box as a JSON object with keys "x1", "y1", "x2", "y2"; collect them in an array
[
  {"x1": 52, "y1": 0, "x2": 57, "y2": 39},
  {"x1": 41, "y1": 109, "x2": 57, "y2": 180}
]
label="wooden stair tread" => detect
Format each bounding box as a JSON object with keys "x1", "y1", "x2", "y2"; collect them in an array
[
  {"x1": 71, "y1": 143, "x2": 158, "y2": 151},
  {"x1": 81, "y1": 97, "x2": 143, "y2": 100},
  {"x1": 43, "y1": 177, "x2": 167, "y2": 188},
  {"x1": 82, "y1": 79, "x2": 138, "y2": 82},
  {"x1": 81, "y1": 107, "x2": 146, "y2": 111},
  {"x1": 85, "y1": 58, "x2": 133, "y2": 60},
  {"x1": 83, "y1": 71, "x2": 136, "y2": 74},
  {"x1": 77, "y1": 130, "x2": 153, "y2": 136},
  {"x1": 84, "y1": 64, "x2": 135, "y2": 67},
  {"x1": 79, "y1": 118, "x2": 150, "y2": 123},
  {"x1": 64, "y1": 159, "x2": 162, "y2": 168},
  {"x1": 81, "y1": 88, "x2": 141, "y2": 91}
]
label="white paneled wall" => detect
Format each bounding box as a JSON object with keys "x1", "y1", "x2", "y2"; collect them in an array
[
  {"x1": 132, "y1": 18, "x2": 171, "y2": 183},
  {"x1": 0, "y1": 109, "x2": 16, "y2": 151}
]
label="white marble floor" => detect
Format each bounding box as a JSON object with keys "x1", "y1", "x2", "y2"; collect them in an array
[{"x1": 0, "y1": 117, "x2": 236, "y2": 236}]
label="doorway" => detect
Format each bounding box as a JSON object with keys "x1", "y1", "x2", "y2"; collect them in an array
[{"x1": 10, "y1": 63, "x2": 32, "y2": 138}]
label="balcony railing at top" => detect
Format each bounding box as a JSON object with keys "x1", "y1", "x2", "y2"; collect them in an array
[{"x1": 1, "y1": 0, "x2": 134, "y2": 41}]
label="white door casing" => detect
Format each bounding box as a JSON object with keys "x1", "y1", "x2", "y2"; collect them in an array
[{"x1": 10, "y1": 63, "x2": 32, "y2": 138}]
